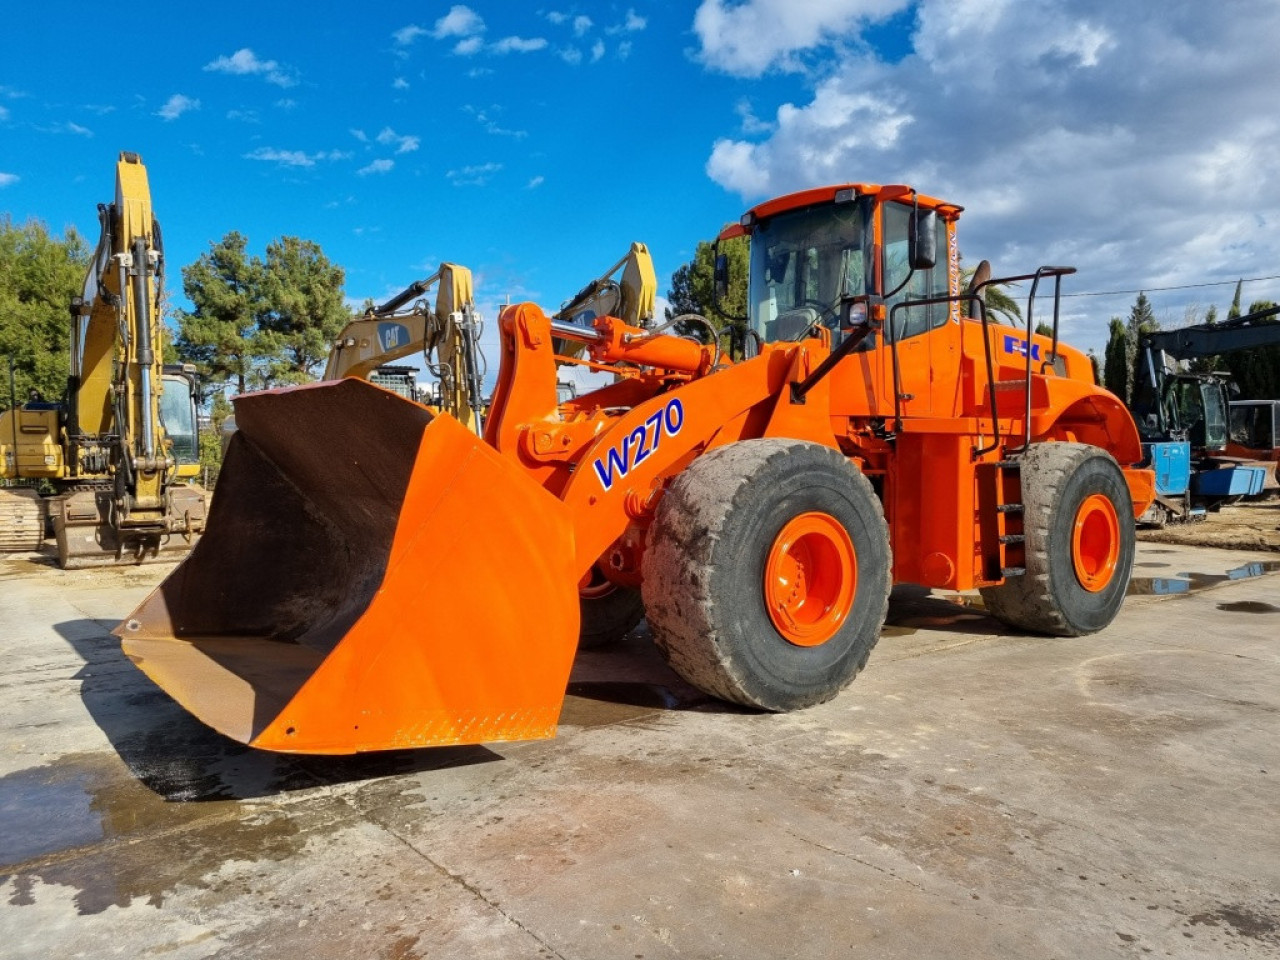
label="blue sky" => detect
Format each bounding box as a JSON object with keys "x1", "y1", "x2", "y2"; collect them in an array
[{"x1": 4, "y1": 1, "x2": 1280, "y2": 390}]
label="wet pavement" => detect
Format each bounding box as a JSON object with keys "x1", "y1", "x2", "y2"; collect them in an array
[{"x1": 1, "y1": 541, "x2": 1278, "y2": 958}]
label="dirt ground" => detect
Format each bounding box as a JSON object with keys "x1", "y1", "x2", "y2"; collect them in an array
[{"x1": 1137, "y1": 499, "x2": 1280, "y2": 552}]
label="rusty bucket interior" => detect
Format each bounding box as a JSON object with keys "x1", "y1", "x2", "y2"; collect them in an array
[{"x1": 116, "y1": 378, "x2": 579, "y2": 754}]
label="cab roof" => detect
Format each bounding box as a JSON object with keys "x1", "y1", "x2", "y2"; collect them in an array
[{"x1": 716, "y1": 183, "x2": 961, "y2": 241}]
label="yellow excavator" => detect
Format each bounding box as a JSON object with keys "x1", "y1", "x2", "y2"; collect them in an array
[
  {"x1": 325, "y1": 263, "x2": 487, "y2": 433},
  {"x1": 552, "y1": 241, "x2": 656, "y2": 355},
  {"x1": 0, "y1": 153, "x2": 206, "y2": 567}
]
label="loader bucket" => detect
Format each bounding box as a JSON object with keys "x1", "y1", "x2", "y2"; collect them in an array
[{"x1": 115, "y1": 378, "x2": 580, "y2": 754}]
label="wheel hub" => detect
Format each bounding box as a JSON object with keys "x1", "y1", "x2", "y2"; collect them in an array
[
  {"x1": 764, "y1": 512, "x2": 857, "y2": 646},
  {"x1": 1072, "y1": 493, "x2": 1120, "y2": 592}
]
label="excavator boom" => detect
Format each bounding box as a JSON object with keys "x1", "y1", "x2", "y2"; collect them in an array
[{"x1": 0, "y1": 153, "x2": 206, "y2": 566}]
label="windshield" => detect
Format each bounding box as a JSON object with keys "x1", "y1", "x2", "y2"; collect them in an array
[
  {"x1": 160, "y1": 375, "x2": 198, "y2": 465},
  {"x1": 747, "y1": 199, "x2": 872, "y2": 344}
]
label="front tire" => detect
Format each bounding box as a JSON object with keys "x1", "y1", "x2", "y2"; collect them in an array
[
  {"x1": 642, "y1": 439, "x2": 891, "y2": 711},
  {"x1": 578, "y1": 564, "x2": 644, "y2": 650},
  {"x1": 981, "y1": 442, "x2": 1135, "y2": 636}
]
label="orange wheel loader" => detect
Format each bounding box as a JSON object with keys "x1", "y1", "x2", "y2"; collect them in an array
[{"x1": 117, "y1": 183, "x2": 1155, "y2": 754}]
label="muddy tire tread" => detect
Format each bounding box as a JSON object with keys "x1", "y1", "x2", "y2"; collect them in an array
[
  {"x1": 980, "y1": 442, "x2": 1134, "y2": 637},
  {"x1": 642, "y1": 439, "x2": 890, "y2": 710}
]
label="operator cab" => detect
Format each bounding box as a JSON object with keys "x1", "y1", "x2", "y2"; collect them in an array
[
  {"x1": 159, "y1": 366, "x2": 200, "y2": 467},
  {"x1": 723, "y1": 186, "x2": 952, "y2": 349}
]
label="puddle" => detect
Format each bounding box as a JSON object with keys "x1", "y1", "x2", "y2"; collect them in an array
[
  {"x1": 1217, "y1": 600, "x2": 1280, "y2": 614},
  {"x1": 0, "y1": 752, "x2": 354, "y2": 915},
  {"x1": 1128, "y1": 560, "x2": 1280, "y2": 597},
  {"x1": 0, "y1": 765, "x2": 110, "y2": 864},
  {"x1": 0, "y1": 753, "x2": 233, "y2": 868}
]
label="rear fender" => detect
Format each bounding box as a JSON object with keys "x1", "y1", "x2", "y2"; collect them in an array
[{"x1": 1039, "y1": 382, "x2": 1144, "y2": 466}]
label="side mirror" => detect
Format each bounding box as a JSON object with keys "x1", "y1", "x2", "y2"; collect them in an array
[
  {"x1": 714, "y1": 253, "x2": 730, "y2": 302},
  {"x1": 909, "y1": 208, "x2": 937, "y2": 270}
]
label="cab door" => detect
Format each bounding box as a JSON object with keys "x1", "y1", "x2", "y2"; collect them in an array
[{"x1": 880, "y1": 202, "x2": 950, "y2": 419}]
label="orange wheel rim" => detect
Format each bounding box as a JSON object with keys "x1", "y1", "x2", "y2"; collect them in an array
[
  {"x1": 578, "y1": 564, "x2": 616, "y2": 600},
  {"x1": 764, "y1": 512, "x2": 857, "y2": 647},
  {"x1": 1072, "y1": 493, "x2": 1120, "y2": 593}
]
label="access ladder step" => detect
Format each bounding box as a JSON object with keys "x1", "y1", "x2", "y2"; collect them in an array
[
  {"x1": 995, "y1": 459, "x2": 1021, "y2": 470},
  {"x1": 998, "y1": 534, "x2": 1025, "y2": 545},
  {"x1": 1001, "y1": 566, "x2": 1026, "y2": 577},
  {"x1": 996, "y1": 503, "x2": 1024, "y2": 514}
]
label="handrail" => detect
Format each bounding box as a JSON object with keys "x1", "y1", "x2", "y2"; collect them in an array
[{"x1": 883, "y1": 265, "x2": 1076, "y2": 457}]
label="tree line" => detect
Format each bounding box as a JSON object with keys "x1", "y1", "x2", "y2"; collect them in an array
[
  {"x1": 1102, "y1": 285, "x2": 1280, "y2": 404},
  {"x1": 4, "y1": 212, "x2": 1278, "y2": 426},
  {"x1": 1, "y1": 219, "x2": 348, "y2": 415}
]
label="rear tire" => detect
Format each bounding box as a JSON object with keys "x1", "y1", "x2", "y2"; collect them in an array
[
  {"x1": 578, "y1": 564, "x2": 644, "y2": 650},
  {"x1": 642, "y1": 439, "x2": 890, "y2": 711},
  {"x1": 980, "y1": 442, "x2": 1135, "y2": 636}
]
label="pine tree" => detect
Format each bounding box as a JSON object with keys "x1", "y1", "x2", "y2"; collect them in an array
[
  {"x1": 1103, "y1": 316, "x2": 1130, "y2": 402},
  {"x1": 1227, "y1": 300, "x2": 1280, "y2": 399},
  {"x1": 0, "y1": 217, "x2": 88, "y2": 407},
  {"x1": 173, "y1": 232, "x2": 348, "y2": 395}
]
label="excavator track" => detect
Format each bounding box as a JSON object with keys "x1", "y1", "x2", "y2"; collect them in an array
[{"x1": 0, "y1": 487, "x2": 48, "y2": 552}]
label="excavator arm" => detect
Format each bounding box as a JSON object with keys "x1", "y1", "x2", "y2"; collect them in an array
[
  {"x1": 324, "y1": 263, "x2": 485, "y2": 434},
  {"x1": 0, "y1": 152, "x2": 207, "y2": 566}
]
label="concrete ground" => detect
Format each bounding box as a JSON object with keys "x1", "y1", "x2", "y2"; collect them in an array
[{"x1": 0, "y1": 541, "x2": 1278, "y2": 960}]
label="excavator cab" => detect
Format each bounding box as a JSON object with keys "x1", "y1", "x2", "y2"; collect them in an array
[{"x1": 160, "y1": 367, "x2": 201, "y2": 478}]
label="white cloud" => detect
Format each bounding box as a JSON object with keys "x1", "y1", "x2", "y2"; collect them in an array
[
  {"x1": 590, "y1": 40, "x2": 605, "y2": 63},
  {"x1": 693, "y1": 0, "x2": 908, "y2": 76},
  {"x1": 65, "y1": 122, "x2": 92, "y2": 137},
  {"x1": 527, "y1": 175, "x2": 545, "y2": 189},
  {"x1": 573, "y1": 15, "x2": 593, "y2": 37},
  {"x1": 491, "y1": 36, "x2": 548, "y2": 55},
  {"x1": 350, "y1": 128, "x2": 369, "y2": 143},
  {"x1": 447, "y1": 162, "x2": 502, "y2": 186},
  {"x1": 608, "y1": 9, "x2": 648, "y2": 34},
  {"x1": 559, "y1": 47, "x2": 583, "y2": 65},
  {"x1": 697, "y1": 0, "x2": 1280, "y2": 354},
  {"x1": 358, "y1": 158, "x2": 395, "y2": 176},
  {"x1": 204, "y1": 48, "x2": 298, "y2": 88},
  {"x1": 735, "y1": 98, "x2": 772, "y2": 134},
  {"x1": 433, "y1": 5, "x2": 485, "y2": 39},
  {"x1": 0, "y1": 105, "x2": 8, "y2": 121},
  {"x1": 227, "y1": 109, "x2": 260, "y2": 123},
  {"x1": 376, "y1": 127, "x2": 420, "y2": 153},
  {"x1": 546, "y1": 12, "x2": 568, "y2": 25},
  {"x1": 157, "y1": 94, "x2": 200, "y2": 121},
  {"x1": 393, "y1": 24, "x2": 429, "y2": 46},
  {"x1": 392, "y1": 77, "x2": 410, "y2": 90},
  {"x1": 455, "y1": 36, "x2": 485, "y2": 56},
  {"x1": 244, "y1": 147, "x2": 317, "y2": 167},
  {"x1": 0, "y1": 172, "x2": 17, "y2": 187},
  {"x1": 464, "y1": 105, "x2": 527, "y2": 139},
  {"x1": 244, "y1": 148, "x2": 347, "y2": 168}
]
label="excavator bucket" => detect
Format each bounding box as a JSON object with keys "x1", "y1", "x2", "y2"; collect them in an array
[{"x1": 115, "y1": 378, "x2": 580, "y2": 754}]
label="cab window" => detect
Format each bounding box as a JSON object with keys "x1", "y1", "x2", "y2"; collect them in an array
[{"x1": 882, "y1": 203, "x2": 950, "y2": 342}]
